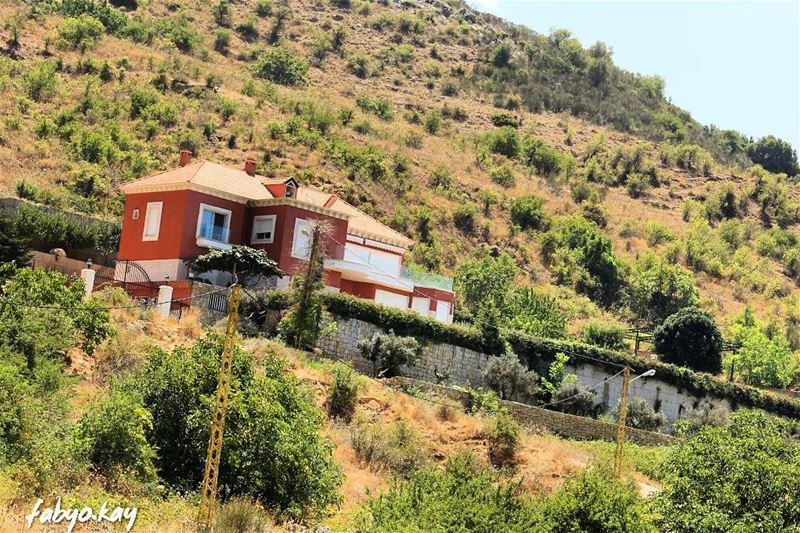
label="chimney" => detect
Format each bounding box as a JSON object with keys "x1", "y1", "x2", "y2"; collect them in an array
[
  {"x1": 244, "y1": 158, "x2": 257, "y2": 176},
  {"x1": 179, "y1": 149, "x2": 192, "y2": 167}
]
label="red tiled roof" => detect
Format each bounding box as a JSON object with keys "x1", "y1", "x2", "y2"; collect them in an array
[{"x1": 120, "y1": 160, "x2": 413, "y2": 247}]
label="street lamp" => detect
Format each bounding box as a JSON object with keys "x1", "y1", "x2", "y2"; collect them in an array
[{"x1": 613, "y1": 367, "x2": 656, "y2": 476}]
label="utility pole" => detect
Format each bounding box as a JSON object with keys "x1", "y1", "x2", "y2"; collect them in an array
[
  {"x1": 613, "y1": 366, "x2": 631, "y2": 477},
  {"x1": 198, "y1": 283, "x2": 242, "y2": 531}
]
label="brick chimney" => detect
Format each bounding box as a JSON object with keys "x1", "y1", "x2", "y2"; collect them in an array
[
  {"x1": 179, "y1": 149, "x2": 192, "y2": 167},
  {"x1": 244, "y1": 158, "x2": 257, "y2": 176}
]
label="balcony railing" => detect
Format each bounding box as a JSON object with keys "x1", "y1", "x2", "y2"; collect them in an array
[{"x1": 401, "y1": 266, "x2": 453, "y2": 292}]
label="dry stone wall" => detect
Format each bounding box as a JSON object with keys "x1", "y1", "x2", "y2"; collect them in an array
[{"x1": 318, "y1": 313, "x2": 729, "y2": 426}]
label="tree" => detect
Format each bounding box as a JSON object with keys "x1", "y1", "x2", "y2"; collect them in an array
[
  {"x1": 482, "y1": 352, "x2": 538, "y2": 401},
  {"x1": 357, "y1": 331, "x2": 420, "y2": 378},
  {"x1": 503, "y1": 286, "x2": 566, "y2": 339},
  {"x1": 192, "y1": 245, "x2": 281, "y2": 280},
  {"x1": 0, "y1": 268, "x2": 112, "y2": 369},
  {"x1": 748, "y1": 135, "x2": 799, "y2": 177},
  {"x1": 541, "y1": 216, "x2": 623, "y2": 305},
  {"x1": 278, "y1": 222, "x2": 328, "y2": 349},
  {"x1": 617, "y1": 397, "x2": 666, "y2": 432},
  {"x1": 0, "y1": 216, "x2": 29, "y2": 267},
  {"x1": 57, "y1": 15, "x2": 105, "y2": 52},
  {"x1": 655, "y1": 410, "x2": 800, "y2": 532},
  {"x1": 653, "y1": 308, "x2": 722, "y2": 374},
  {"x1": 489, "y1": 41, "x2": 513, "y2": 68},
  {"x1": 251, "y1": 46, "x2": 309, "y2": 86},
  {"x1": 128, "y1": 335, "x2": 342, "y2": 520},
  {"x1": 550, "y1": 374, "x2": 595, "y2": 416},
  {"x1": 509, "y1": 195, "x2": 548, "y2": 231},
  {"x1": 727, "y1": 308, "x2": 794, "y2": 388},
  {"x1": 477, "y1": 300, "x2": 506, "y2": 355},
  {"x1": 538, "y1": 468, "x2": 655, "y2": 533},
  {"x1": 454, "y1": 253, "x2": 517, "y2": 316},
  {"x1": 627, "y1": 253, "x2": 699, "y2": 326},
  {"x1": 74, "y1": 390, "x2": 157, "y2": 482}
]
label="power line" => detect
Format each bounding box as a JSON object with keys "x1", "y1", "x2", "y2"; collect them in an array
[
  {"x1": 0, "y1": 286, "x2": 229, "y2": 311},
  {"x1": 539, "y1": 368, "x2": 626, "y2": 408}
]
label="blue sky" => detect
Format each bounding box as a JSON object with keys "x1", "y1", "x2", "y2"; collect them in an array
[{"x1": 467, "y1": 0, "x2": 800, "y2": 151}]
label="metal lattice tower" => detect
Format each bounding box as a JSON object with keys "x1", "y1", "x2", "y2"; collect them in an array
[{"x1": 198, "y1": 283, "x2": 242, "y2": 530}]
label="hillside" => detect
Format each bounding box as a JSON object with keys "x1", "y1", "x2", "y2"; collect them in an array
[
  {"x1": 2, "y1": 0, "x2": 800, "y2": 390},
  {"x1": 0, "y1": 302, "x2": 664, "y2": 531}
]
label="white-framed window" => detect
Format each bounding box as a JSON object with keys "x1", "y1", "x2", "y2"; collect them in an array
[
  {"x1": 292, "y1": 218, "x2": 313, "y2": 259},
  {"x1": 142, "y1": 202, "x2": 163, "y2": 241},
  {"x1": 251, "y1": 215, "x2": 277, "y2": 244},
  {"x1": 196, "y1": 203, "x2": 232, "y2": 243}
]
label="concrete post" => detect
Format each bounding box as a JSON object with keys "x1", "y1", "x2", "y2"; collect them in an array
[
  {"x1": 79, "y1": 268, "x2": 95, "y2": 298},
  {"x1": 157, "y1": 284, "x2": 173, "y2": 319}
]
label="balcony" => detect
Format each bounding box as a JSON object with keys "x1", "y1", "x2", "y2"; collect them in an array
[
  {"x1": 401, "y1": 266, "x2": 453, "y2": 292},
  {"x1": 196, "y1": 224, "x2": 231, "y2": 250}
]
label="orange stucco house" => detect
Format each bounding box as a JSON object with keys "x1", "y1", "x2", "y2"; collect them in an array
[{"x1": 116, "y1": 150, "x2": 455, "y2": 322}]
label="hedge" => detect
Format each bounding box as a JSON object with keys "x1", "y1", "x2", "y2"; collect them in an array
[{"x1": 258, "y1": 290, "x2": 800, "y2": 420}]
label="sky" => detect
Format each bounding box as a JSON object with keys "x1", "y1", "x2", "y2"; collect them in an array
[{"x1": 467, "y1": 0, "x2": 800, "y2": 151}]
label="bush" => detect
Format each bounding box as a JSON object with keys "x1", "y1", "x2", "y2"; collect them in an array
[
  {"x1": 489, "y1": 164, "x2": 516, "y2": 187},
  {"x1": 452, "y1": 204, "x2": 478, "y2": 235},
  {"x1": 128, "y1": 337, "x2": 342, "y2": 520},
  {"x1": 540, "y1": 216, "x2": 623, "y2": 305},
  {"x1": 357, "y1": 331, "x2": 420, "y2": 378},
  {"x1": 484, "y1": 126, "x2": 520, "y2": 158},
  {"x1": 74, "y1": 390, "x2": 157, "y2": 482},
  {"x1": 213, "y1": 28, "x2": 231, "y2": 54},
  {"x1": 582, "y1": 322, "x2": 626, "y2": 350},
  {"x1": 655, "y1": 411, "x2": 800, "y2": 531},
  {"x1": 627, "y1": 253, "x2": 699, "y2": 326},
  {"x1": 538, "y1": 468, "x2": 654, "y2": 532},
  {"x1": 503, "y1": 286, "x2": 567, "y2": 339},
  {"x1": 57, "y1": 15, "x2": 105, "y2": 51},
  {"x1": 490, "y1": 41, "x2": 514, "y2": 68},
  {"x1": 22, "y1": 62, "x2": 59, "y2": 102},
  {"x1": 549, "y1": 374, "x2": 596, "y2": 416},
  {"x1": 653, "y1": 307, "x2": 722, "y2": 374},
  {"x1": 619, "y1": 397, "x2": 666, "y2": 431},
  {"x1": 251, "y1": 47, "x2": 309, "y2": 86},
  {"x1": 483, "y1": 353, "x2": 538, "y2": 401},
  {"x1": 491, "y1": 113, "x2": 521, "y2": 128},
  {"x1": 216, "y1": 497, "x2": 273, "y2": 533},
  {"x1": 350, "y1": 419, "x2": 427, "y2": 476},
  {"x1": 454, "y1": 253, "x2": 518, "y2": 316},
  {"x1": 522, "y1": 135, "x2": 569, "y2": 177},
  {"x1": 354, "y1": 453, "x2": 539, "y2": 532},
  {"x1": 510, "y1": 195, "x2": 548, "y2": 231},
  {"x1": 748, "y1": 135, "x2": 799, "y2": 177},
  {"x1": 327, "y1": 363, "x2": 361, "y2": 421},
  {"x1": 487, "y1": 413, "x2": 520, "y2": 467}
]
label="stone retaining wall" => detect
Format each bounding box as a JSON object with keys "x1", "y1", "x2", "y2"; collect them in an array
[
  {"x1": 318, "y1": 313, "x2": 729, "y2": 426},
  {"x1": 384, "y1": 377, "x2": 678, "y2": 446}
]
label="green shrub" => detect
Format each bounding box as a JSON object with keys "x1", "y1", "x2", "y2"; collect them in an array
[
  {"x1": 627, "y1": 253, "x2": 699, "y2": 326},
  {"x1": 728, "y1": 309, "x2": 794, "y2": 388},
  {"x1": 57, "y1": 15, "x2": 105, "y2": 51},
  {"x1": 487, "y1": 413, "x2": 520, "y2": 467},
  {"x1": 491, "y1": 113, "x2": 521, "y2": 128},
  {"x1": 509, "y1": 195, "x2": 548, "y2": 231},
  {"x1": 357, "y1": 331, "x2": 420, "y2": 378},
  {"x1": 582, "y1": 322, "x2": 626, "y2": 350},
  {"x1": 252, "y1": 47, "x2": 309, "y2": 86},
  {"x1": 452, "y1": 204, "x2": 478, "y2": 235},
  {"x1": 350, "y1": 419, "x2": 427, "y2": 476},
  {"x1": 482, "y1": 353, "x2": 538, "y2": 401},
  {"x1": 503, "y1": 286, "x2": 566, "y2": 339},
  {"x1": 539, "y1": 468, "x2": 654, "y2": 532},
  {"x1": 489, "y1": 164, "x2": 516, "y2": 187},
  {"x1": 236, "y1": 16, "x2": 260, "y2": 41},
  {"x1": 655, "y1": 410, "x2": 800, "y2": 531},
  {"x1": 423, "y1": 109, "x2": 444, "y2": 134},
  {"x1": 540, "y1": 216, "x2": 623, "y2": 305},
  {"x1": 128, "y1": 336, "x2": 342, "y2": 520},
  {"x1": 74, "y1": 390, "x2": 156, "y2": 482},
  {"x1": 213, "y1": 28, "x2": 231, "y2": 54},
  {"x1": 348, "y1": 53, "x2": 371, "y2": 78},
  {"x1": 654, "y1": 308, "x2": 722, "y2": 374},
  {"x1": 550, "y1": 374, "x2": 596, "y2": 416},
  {"x1": 454, "y1": 253, "x2": 518, "y2": 316},
  {"x1": 490, "y1": 41, "x2": 513, "y2": 68},
  {"x1": 354, "y1": 453, "x2": 539, "y2": 532},
  {"x1": 255, "y1": 0, "x2": 273, "y2": 17},
  {"x1": 356, "y1": 94, "x2": 394, "y2": 121},
  {"x1": 22, "y1": 62, "x2": 59, "y2": 102},
  {"x1": 327, "y1": 363, "x2": 361, "y2": 421},
  {"x1": 522, "y1": 135, "x2": 570, "y2": 177},
  {"x1": 619, "y1": 397, "x2": 666, "y2": 431},
  {"x1": 643, "y1": 221, "x2": 675, "y2": 246},
  {"x1": 748, "y1": 135, "x2": 800, "y2": 177},
  {"x1": 484, "y1": 126, "x2": 520, "y2": 158}
]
